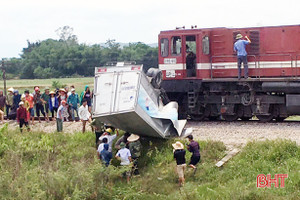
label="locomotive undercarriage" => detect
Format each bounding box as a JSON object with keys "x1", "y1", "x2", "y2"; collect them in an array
[{"x1": 166, "y1": 80, "x2": 296, "y2": 122}]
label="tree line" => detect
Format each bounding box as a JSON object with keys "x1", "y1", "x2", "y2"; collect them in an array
[{"x1": 4, "y1": 26, "x2": 158, "y2": 79}]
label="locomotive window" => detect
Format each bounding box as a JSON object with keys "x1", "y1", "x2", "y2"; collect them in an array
[
  {"x1": 160, "y1": 38, "x2": 169, "y2": 57},
  {"x1": 202, "y1": 36, "x2": 210, "y2": 55},
  {"x1": 186, "y1": 35, "x2": 196, "y2": 53},
  {"x1": 171, "y1": 36, "x2": 182, "y2": 55}
]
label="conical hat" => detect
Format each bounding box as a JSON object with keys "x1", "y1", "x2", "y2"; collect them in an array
[
  {"x1": 127, "y1": 134, "x2": 140, "y2": 142},
  {"x1": 172, "y1": 141, "x2": 184, "y2": 150}
]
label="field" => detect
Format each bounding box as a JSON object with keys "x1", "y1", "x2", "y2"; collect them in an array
[
  {"x1": 0, "y1": 124, "x2": 299, "y2": 200},
  {"x1": 0, "y1": 77, "x2": 94, "y2": 93}
]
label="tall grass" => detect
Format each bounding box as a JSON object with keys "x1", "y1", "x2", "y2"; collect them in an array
[{"x1": 0, "y1": 126, "x2": 299, "y2": 200}]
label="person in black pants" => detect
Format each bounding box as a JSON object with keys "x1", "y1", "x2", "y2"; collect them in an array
[
  {"x1": 91, "y1": 119, "x2": 104, "y2": 148},
  {"x1": 186, "y1": 135, "x2": 201, "y2": 174},
  {"x1": 17, "y1": 102, "x2": 30, "y2": 132},
  {"x1": 33, "y1": 88, "x2": 46, "y2": 123},
  {"x1": 173, "y1": 141, "x2": 186, "y2": 187}
]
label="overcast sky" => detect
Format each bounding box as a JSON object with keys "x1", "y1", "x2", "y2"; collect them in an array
[{"x1": 1, "y1": 0, "x2": 300, "y2": 58}]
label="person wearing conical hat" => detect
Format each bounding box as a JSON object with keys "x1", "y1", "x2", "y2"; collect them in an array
[
  {"x1": 6, "y1": 87, "x2": 14, "y2": 117},
  {"x1": 172, "y1": 141, "x2": 186, "y2": 187},
  {"x1": 49, "y1": 91, "x2": 59, "y2": 120},
  {"x1": 128, "y1": 134, "x2": 141, "y2": 175},
  {"x1": 234, "y1": 33, "x2": 251, "y2": 80}
]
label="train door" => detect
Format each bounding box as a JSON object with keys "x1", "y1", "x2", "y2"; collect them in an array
[{"x1": 184, "y1": 35, "x2": 197, "y2": 77}]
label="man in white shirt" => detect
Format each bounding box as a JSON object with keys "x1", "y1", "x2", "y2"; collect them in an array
[
  {"x1": 99, "y1": 128, "x2": 119, "y2": 152},
  {"x1": 115, "y1": 142, "x2": 132, "y2": 183},
  {"x1": 78, "y1": 99, "x2": 91, "y2": 133}
]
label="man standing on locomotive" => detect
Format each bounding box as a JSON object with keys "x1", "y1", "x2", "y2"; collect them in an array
[{"x1": 234, "y1": 34, "x2": 251, "y2": 79}]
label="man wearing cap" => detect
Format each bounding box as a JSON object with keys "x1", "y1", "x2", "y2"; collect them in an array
[
  {"x1": 67, "y1": 88, "x2": 80, "y2": 122},
  {"x1": 128, "y1": 134, "x2": 141, "y2": 175},
  {"x1": 6, "y1": 88, "x2": 14, "y2": 118},
  {"x1": 17, "y1": 101, "x2": 30, "y2": 132},
  {"x1": 115, "y1": 142, "x2": 132, "y2": 183},
  {"x1": 34, "y1": 87, "x2": 46, "y2": 123},
  {"x1": 99, "y1": 128, "x2": 119, "y2": 152},
  {"x1": 234, "y1": 33, "x2": 251, "y2": 79},
  {"x1": 173, "y1": 141, "x2": 186, "y2": 187},
  {"x1": 41, "y1": 87, "x2": 50, "y2": 122},
  {"x1": 57, "y1": 100, "x2": 67, "y2": 132}
]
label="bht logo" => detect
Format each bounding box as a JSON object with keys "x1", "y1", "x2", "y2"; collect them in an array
[{"x1": 257, "y1": 174, "x2": 288, "y2": 188}]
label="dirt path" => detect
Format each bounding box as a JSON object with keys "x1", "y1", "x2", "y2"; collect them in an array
[
  {"x1": 4, "y1": 120, "x2": 92, "y2": 133},
  {"x1": 187, "y1": 121, "x2": 300, "y2": 150}
]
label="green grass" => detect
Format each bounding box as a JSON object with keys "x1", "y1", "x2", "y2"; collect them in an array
[
  {"x1": 0, "y1": 77, "x2": 94, "y2": 93},
  {"x1": 0, "y1": 124, "x2": 299, "y2": 200}
]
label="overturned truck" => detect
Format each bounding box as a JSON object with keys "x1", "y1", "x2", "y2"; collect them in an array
[{"x1": 92, "y1": 63, "x2": 188, "y2": 138}]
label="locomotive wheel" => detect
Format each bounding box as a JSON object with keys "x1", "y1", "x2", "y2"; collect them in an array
[
  {"x1": 223, "y1": 114, "x2": 239, "y2": 122},
  {"x1": 240, "y1": 117, "x2": 252, "y2": 121},
  {"x1": 256, "y1": 114, "x2": 274, "y2": 122},
  {"x1": 190, "y1": 104, "x2": 210, "y2": 121},
  {"x1": 190, "y1": 114, "x2": 206, "y2": 121},
  {"x1": 256, "y1": 104, "x2": 275, "y2": 122},
  {"x1": 275, "y1": 117, "x2": 285, "y2": 122},
  {"x1": 208, "y1": 116, "x2": 219, "y2": 121}
]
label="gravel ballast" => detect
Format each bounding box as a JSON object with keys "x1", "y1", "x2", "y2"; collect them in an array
[{"x1": 187, "y1": 121, "x2": 300, "y2": 150}]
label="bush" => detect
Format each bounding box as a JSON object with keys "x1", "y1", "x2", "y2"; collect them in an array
[{"x1": 52, "y1": 80, "x2": 67, "y2": 89}]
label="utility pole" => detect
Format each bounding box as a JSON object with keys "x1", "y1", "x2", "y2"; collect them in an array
[{"x1": 1, "y1": 59, "x2": 7, "y2": 96}]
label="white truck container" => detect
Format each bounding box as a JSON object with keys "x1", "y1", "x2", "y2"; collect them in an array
[{"x1": 92, "y1": 64, "x2": 187, "y2": 138}]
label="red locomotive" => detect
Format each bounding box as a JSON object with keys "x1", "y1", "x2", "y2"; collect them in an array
[{"x1": 158, "y1": 24, "x2": 300, "y2": 122}]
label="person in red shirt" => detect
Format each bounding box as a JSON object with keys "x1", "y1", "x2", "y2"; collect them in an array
[
  {"x1": 24, "y1": 90, "x2": 35, "y2": 125},
  {"x1": 17, "y1": 102, "x2": 30, "y2": 132}
]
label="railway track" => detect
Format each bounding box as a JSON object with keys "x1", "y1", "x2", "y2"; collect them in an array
[
  {"x1": 187, "y1": 120, "x2": 300, "y2": 150},
  {"x1": 188, "y1": 118, "x2": 300, "y2": 123}
]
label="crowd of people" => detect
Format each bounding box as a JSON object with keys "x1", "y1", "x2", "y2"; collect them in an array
[
  {"x1": 93, "y1": 125, "x2": 142, "y2": 183},
  {"x1": 0, "y1": 85, "x2": 93, "y2": 132},
  {"x1": 93, "y1": 123, "x2": 200, "y2": 185}
]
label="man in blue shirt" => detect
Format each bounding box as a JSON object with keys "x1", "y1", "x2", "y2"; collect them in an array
[
  {"x1": 67, "y1": 88, "x2": 80, "y2": 122},
  {"x1": 234, "y1": 34, "x2": 251, "y2": 79}
]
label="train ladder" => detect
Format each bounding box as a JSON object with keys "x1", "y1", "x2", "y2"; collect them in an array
[{"x1": 188, "y1": 91, "x2": 198, "y2": 112}]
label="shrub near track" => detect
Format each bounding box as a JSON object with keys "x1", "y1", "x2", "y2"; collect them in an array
[{"x1": 0, "y1": 126, "x2": 299, "y2": 200}]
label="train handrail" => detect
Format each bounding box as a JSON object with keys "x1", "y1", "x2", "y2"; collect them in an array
[
  {"x1": 210, "y1": 53, "x2": 294, "y2": 80},
  {"x1": 295, "y1": 55, "x2": 300, "y2": 78},
  {"x1": 258, "y1": 54, "x2": 293, "y2": 78},
  {"x1": 210, "y1": 55, "x2": 258, "y2": 80}
]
